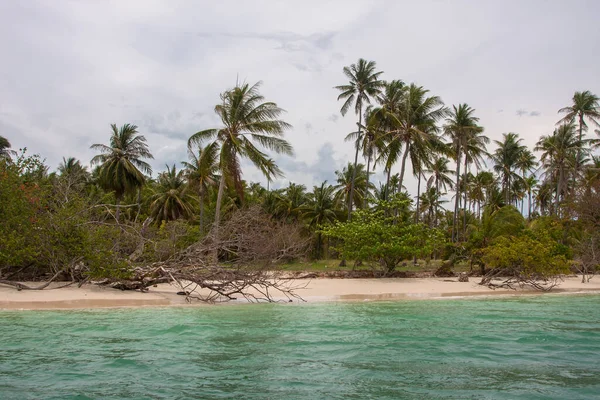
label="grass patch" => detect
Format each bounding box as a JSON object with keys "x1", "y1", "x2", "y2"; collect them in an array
[{"x1": 280, "y1": 259, "x2": 472, "y2": 274}]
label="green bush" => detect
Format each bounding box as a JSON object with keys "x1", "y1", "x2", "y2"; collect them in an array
[
  {"x1": 481, "y1": 234, "x2": 570, "y2": 279},
  {"x1": 321, "y1": 199, "x2": 446, "y2": 274}
]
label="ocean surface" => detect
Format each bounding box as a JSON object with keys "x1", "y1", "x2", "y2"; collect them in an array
[{"x1": 1, "y1": 295, "x2": 600, "y2": 399}]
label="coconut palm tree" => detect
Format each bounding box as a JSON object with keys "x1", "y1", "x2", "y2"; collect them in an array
[
  {"x1": 188, "y1": 81, "x2": 293, "y2": 236},
  {"x1": 57, "y1": 157, "x2": 90, "y2": 197},
  {"x1": 443, "y1": 104, "x2": 485, "y2": 242},
  {"x1": 0, "y1": 135, "x2": 17, "y2": 160},
  {"x1": 514, "y1": 148, "x2": 537, "y2": 214},
  {"x1": 557, "y1": 91, "x2": 600, "y2": 170},
  {"x1": 523, "y1": 175, "x2": 539, "y2": 219},
  {"x1": 274, "y1": 182, "x2": 307, "y2": 221},
  {"x1": 381, "y1": 84, "x2": 447, "y2": 194},
  {"x1": 492, "y1": 133, "x2": 526, "y2": 206},
  {"x1": 149, "y1": 164, "x2": 194, "y2": 224},
  {"x1": 300, "y1": 182, "x2": 340, "y2": 258},
  {"x1": 535, "y1": 123, "x2": 580, "y2": 216},
  {"x1": 90, "y1": 123, "x2": 154, "y2": 223},
  {"x1": 370, "y1": 80, "x2": 406, "y2": 198},
  {"x1": 182, "y1": 143, "x2": 219, "y2": 233},
  {"x1": 333, "y1": 162, "x2": 373, "y2": 210},
  {"x1": 419, "y1": 186, "x2": 447, "y2": 228},
  {"x1": 334, "y1": 58, "x2": 384, "y2": 220}
]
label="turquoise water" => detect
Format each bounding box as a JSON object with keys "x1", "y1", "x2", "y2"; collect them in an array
[{"x1": 1, "y1": 296, "x2": 600, "y2": 399}]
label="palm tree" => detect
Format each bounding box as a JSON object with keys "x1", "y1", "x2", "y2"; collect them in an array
[
  {"x1": 300, "y1": 182, "x2": 340, "y2": 258},
  {"x1": 334, "y1": 58, "x2": 384, "y2": 220},
  {"x1": 261, "y1": 158, "x2": 283, "y2": 191},
  {"x1": 381, "y1": 84, "x2": 447, "y2": 194},
  {"x1": 424, "y1": 156, "x2": 454, "y2": 225},
  {"x1": 57, "y1": 157, "x2": 90, "y2": 197},
  {"x1": 443, "y1": 104, "x2": 485, "y2": 242},
  {"x1": 514, "y1": 148, "x2": 537, "y2": 215},
  {"x1": 470, "y1": 171, "x2": 495, "y2": 219},
  {"x1": 535, "y1": 123, "x2": 580, "y2": 216},
  {"x1": 333, "y1": 163, "x2": 373, "y2": 210},
  {"x1": 492, "y1": 133, "x2": 525, "y2": 206},
  {"x1": 188, "y1": 81, "x2": 293, "y2": 237},
  {"x1": 523, "y1": 175, "x2": 538, "y2": 219},
  {"x1": 557, "y1": 91, "x2": 600, "y2": 170},
  {"x1": 274, "y1": 182, "x2": 307, "y2": 221},
  {"x1": 149, "y1": 164, "x2": 194, "y2": 224},
  {"x1": 90, "y1": 123, "x2": 154, "y2": 223},
  {"x1": 0, "y1": 135, "x2": 16, "y2": 160},
  {"x1": 182, "y1": 143, "x2": 219, "y2": 233},
  {"x1": 370, "y1": 80, "x2": 406, "y2": 199},
  {"x1": 419, "y1": 186, "x2": 447, "y2": 228}
]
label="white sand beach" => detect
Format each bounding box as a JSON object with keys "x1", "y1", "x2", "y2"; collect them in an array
[{"x1": 1, "y1": 276, "x2": 599, "y2": 310}]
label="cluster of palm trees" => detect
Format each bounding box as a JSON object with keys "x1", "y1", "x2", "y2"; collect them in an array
[
  {"x1": 334, "y1": 59, "x2": 600, "y2": 242},
  {"x1": 2, "y1": 65, "x2": 599, "y2": 259}
]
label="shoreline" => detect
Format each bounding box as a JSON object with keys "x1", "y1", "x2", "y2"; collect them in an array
[{"x1": 1, "y1": 276, "x2": 599, "y2": 310}]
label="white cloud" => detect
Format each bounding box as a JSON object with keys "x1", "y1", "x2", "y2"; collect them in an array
[{"x1": 1, "y1": 0, "x2": 599, "y2": 197}]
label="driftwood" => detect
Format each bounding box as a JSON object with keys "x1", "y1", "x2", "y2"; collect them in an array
[
  {"x1": 479, "y1": 268, "x2": 563, "y2": 291},
  {"x1": 1, "y1": 206, "x2": 310, "y2": 303}
]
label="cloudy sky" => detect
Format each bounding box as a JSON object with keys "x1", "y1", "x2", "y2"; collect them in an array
[{"x1": 1, "y1": 0, "x2": 599, "y2": 193}]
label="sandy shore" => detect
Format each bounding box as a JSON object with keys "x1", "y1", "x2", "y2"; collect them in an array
[{"x1": 1, "y1": 276, "x2": 599, "y2": 310}]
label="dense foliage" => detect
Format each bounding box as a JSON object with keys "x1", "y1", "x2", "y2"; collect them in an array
[{"x1": 1, "y1": 70, "x2": 599, "y2": 286}]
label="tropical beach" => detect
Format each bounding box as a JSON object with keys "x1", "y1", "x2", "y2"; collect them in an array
[{"x1": 2, "y1": 1, "x2": 600, "y2": 399}]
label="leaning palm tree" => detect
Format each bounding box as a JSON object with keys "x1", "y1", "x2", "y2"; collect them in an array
[
  {"x1": 90, "y1": 123, "x2": 154, "y2": 223},
  {"x1": 557, "y1": 90, "x2": 600, "y2": 170},
  {"x1": 443, "y1": 104, "x2": 486, "y2": 242},
  {"x1": 334, "y1": 58, "x2": 384, "y2": 220},
  {"x1": 182, "y1": 143, "x2": 219, "y2": 233},
  {"x1": 149, "y1": 164, "x2": 195, "y2": 224},
  {"x1": 188, "y1": 81, "x2": 293, "y2": 236}
]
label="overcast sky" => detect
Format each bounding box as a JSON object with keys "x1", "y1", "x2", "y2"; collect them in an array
[{"x1": 1, "y1": 0, "x2": 599, "y2": 193}]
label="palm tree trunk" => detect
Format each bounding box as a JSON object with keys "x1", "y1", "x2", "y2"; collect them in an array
[
  {"x1": 462, "y1": 157, "x2": 468, "y2": 237},
  {"x1": 452, "y1": 147, "x2": 461, "y2": 243},
  {"x1": 134, "y1": 188, "x2": 141, "y2": 223},
  {"x1": 115, "y1": 194, "x2": 121, "y2": 224},
  {"x1": 528, "y1": 188, "x2": 532, "y2": 220},
  {"x1": 214, "y1": 174, "x2": 226, "y2": 237},
  {"x1": 555, "y1": 166, "x2": 563, "y2": 217},
  {"x1": 415, "y1": 171, "x2": 422, "y2": 223},
  {"x1": 364, "y1": 138, "x2": 372, "y2": 209},
  {"x1": 435, "y1": 177, "x2": 440, "y2": 228},
  {"x1": 316, "y1": 232, "x2": 322, "y2": 259},
  {"x1": 577, "y1": 114, "x2": 583, "y2": 171},
  {"x1": 397, "y1": 143, "x2": 410, "y2": 194},
  {"x1": 347, "y1": 107, "x2": 363, "y2": 221},
  {"x1": 385, "y1": 167, "x2": 391, "y2": 200},
  {"x1": 199, "y1": 188, "x2": 205, "y2": 234}
]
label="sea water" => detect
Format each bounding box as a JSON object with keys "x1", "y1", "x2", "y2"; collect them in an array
[{"x1": 1, "y1": 295, "x2": 599, "y2": 399}]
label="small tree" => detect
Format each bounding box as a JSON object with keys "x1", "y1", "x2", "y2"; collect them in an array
[
  {"x1": 480, "y1": 233, "x2": 570, "y2": 290},
  {"x1": 321, "y1": 197, "x2": 445, "y2": 274}
]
